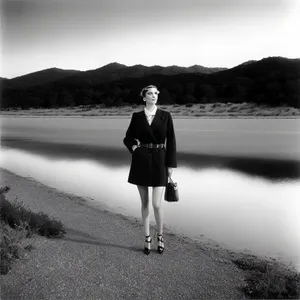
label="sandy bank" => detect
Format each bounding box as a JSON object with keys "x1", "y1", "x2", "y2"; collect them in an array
[
  {"x1": 0, "y1": 168, "x2": 253, "y2": 300},
  {"x1": 1, "y1": 103, "x2": 300, "y2": 118}
]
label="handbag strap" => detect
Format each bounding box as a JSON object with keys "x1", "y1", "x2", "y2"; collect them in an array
[{"x1": 168, "y1": 176, "x2": 175, "y2": 184}]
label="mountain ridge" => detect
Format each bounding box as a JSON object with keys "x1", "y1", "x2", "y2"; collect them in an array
[
  {"x1": 3, "y1": 68, "x2": 82, "y2": 89},
  {"x1": 1, "y1": 56, "x2": 299, "y2": 109},
  {"x1": 3, "y1": 62, "x2": 227, "y2": 90}
]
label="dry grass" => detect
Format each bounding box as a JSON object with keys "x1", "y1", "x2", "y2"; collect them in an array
[
  {"x1": 0, "y1": 221, "x2": 33, "y2": 274},
  {"x1": 233, "y1": 257, "x2": 300, "y2": 299},
  {"x1": 0, "y1": 186, "x2": 65, "y2": 274},
  {"x1": 1, "y1": 102, "x2": 299, "y2": 118}
]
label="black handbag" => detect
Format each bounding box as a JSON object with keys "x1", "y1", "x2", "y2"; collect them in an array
[{"x1": 164, "y1": 176, "x2": 179, "y2": 202}]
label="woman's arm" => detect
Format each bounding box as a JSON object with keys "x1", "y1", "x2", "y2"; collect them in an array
[
  {"x1": 123, "y1": 113, "x2": 138, "y2": 153},
  {"x1": 166, "y1": 112, "x2": 177, "y2": 168}
]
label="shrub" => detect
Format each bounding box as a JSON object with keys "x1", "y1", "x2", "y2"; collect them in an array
[
  {"x1": 244, "y1": 270, "x2": 300, "y2": 299},
  {"x1": 227, "y1": 105, "x2": 240, "y2": 112},
  {"x1": 233, "y1": 257, "x2": 300, "y2": 299},
  {"x1": 0, "y1": 221, "x2": 29, "y2": 274},
  {"x1": 233, "y1": 257, "x2": 268, "y2": 272},
  {"x1": 213, "y1": 107, "x2": 227, "y2": 113},
  {"x1": 0, "y1": 186, "x2": 65, "y2": 238},
  {"x1": 0, "y1": 186, "x2": 66, "y2": 275},
  {"x1": 242, "y1": 108, "x2": 256, "y2": 114},
  {"x1": 239, "y1": 102, "x2": 253, "y2": 109}
]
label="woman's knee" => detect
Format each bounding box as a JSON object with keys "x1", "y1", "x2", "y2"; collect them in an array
[
  {"x1": 137, "y1": 185, "x2": 149, "y2": 201},
  {"x1": 152, "y1": 187, "x2": 164, "y2": 210},
  {"x1": 141, "y1": 201, "x2": 149, "y2": 211},
  {"x1": 152, "y1": 201, "x2": 162, "y2": 211}
]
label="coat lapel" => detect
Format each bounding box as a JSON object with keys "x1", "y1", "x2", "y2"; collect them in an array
[
  {"x1": 150, "y1": 108, "x2": 164, "y2": 129},
  {"x1": 137, "y1": 108, "x2": 164, "y2": 142},
  {"x1": 148, "y1": 108, "x2": 165, "y2": 143}
]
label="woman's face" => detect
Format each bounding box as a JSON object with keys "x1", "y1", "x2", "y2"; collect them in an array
[{"x1": 143, "y1": 87, "x2": 159, "y2": 105}]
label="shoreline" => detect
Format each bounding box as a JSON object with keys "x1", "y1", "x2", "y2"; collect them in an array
[
  {"x1": 2, "y1": 114, "x2": 300, "y2": 119},
  {"x1": 0, "y1": 168, "x2": 241, "y2": 256},
  {"x1": 1, "y1": 167, "x2": 299, "y2": 299},
  {"x1": 1, "y1": 167, "x2": 298, "y2": 266},
  {"x1": 1, "y1": 103, "x2": 300, "y2": 119}
]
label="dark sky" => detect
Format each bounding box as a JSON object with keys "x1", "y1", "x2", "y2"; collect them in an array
[{"x1": 1, "y1": 0, "x2": 299, "y2": 78}]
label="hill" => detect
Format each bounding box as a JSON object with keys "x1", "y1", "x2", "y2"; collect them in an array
[
  {"x1": 1, "y1": 57, "x2": 299, "y2": 109},
  {"x1": 4, "y1": 68, "x2": 82, "y2": 89},
  {"x1": 6, "y1": 62, "x2": 225, "y2": 90}
]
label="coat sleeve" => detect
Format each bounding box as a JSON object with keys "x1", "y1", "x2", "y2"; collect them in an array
[
  {"x1": 123, "y1": 113, "x2": 138, "y2": 154},
  {"x1": 166, "y1": 112, "x2": 177, "y2": 168}
]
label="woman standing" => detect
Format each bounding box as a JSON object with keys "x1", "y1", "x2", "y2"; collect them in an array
[{"x1": 123, "y1": 85, "x2": 177, "y2": 255}]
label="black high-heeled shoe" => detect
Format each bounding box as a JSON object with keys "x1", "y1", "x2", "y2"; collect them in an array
[
  {"x1": 157, "y1": 234, "x2": 164, "y2": 254},
  {"x1": 144, "y1": 235, "x2": 152, "y2": 255}
]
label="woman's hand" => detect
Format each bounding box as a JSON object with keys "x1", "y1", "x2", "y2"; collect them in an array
[
  {"x1": 132, "y1": 139, "x2": 140, "y2": 152},
  {"x1": 167, "y1": 167, "x2": 173, "y2": 177}
]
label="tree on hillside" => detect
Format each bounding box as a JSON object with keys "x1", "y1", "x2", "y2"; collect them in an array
[
  {"x1": 126, "y1": 88, "x2": 140, "y2": 104},
  {"x1": 82, "y1": 89, "x2": 93, "y2": 105},
  {"x1": 170, "y1": 83, "x2": 184, "y2": 104},
  {"x1": 158, "y1": 88, "x2": 175, "y2": 104},
  {"x1": 198, "y1": 84, "x2": 216, "y2": 100},
  {"x1": 27, "y1": 95, "x2": 43, "y2": 108},
  {"x1": 182, "y1": 94, "x2": 197, "y2": 104},
  {"x1": 284, "y1": 79, "x2": 300, "y2": 108},
  {"x1": 265, "y1": 81, "x2": 283, "y2": 106},
  {"x1": 102, "y1": 94, "x2": 114, "y2": 106},
  {"x1": 58, "y1": 90, "x2": 74, "y2": 107},
  {"x1": 91, "y1": 90, "x2": 105, "y2": 105},
  {"x1": 44, "y1": 91, "x2": 58, "y2": 108},
  {"x1": 1, "y1": 89, "x2": 20, "y2": 108},
  {"x1": 119, "y1": 88, "x2": 131, "y2": 103},
  {"x1": 74, "y1": 89, "x2": 93, "y2": 105},
  {"x1": 185, "y1": 82, "x2": 195, "y2": 95}
]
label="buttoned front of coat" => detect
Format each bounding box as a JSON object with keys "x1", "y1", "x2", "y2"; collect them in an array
[{"x1": 123, "y1": 108, "x2": 177, "y2": 186}]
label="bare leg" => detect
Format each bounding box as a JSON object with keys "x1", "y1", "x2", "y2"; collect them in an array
[
  {"x1": 152, "y1": 186, "x2": 165, "y2": 235},
  {"x1": 137, "y1": 185, "x2": 150, "y2": 237}
]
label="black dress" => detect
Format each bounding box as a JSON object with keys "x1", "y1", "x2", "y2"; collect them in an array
[{"x1": 123, "y1": 108, "x2": 177, "y2": 187}]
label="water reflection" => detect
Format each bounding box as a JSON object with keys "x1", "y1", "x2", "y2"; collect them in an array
[
  {"x1": 0, "y1": 148, "x2": 300, "y2": 270},
  {"x1": 3, "y1": 138, "x2": 300, "y2": 180}
]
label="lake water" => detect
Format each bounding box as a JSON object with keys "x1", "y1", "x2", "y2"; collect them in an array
[{"x1": 1, "y1": 116, "x2": 300, "y2": 270}]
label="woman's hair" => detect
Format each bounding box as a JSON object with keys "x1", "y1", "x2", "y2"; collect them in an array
[{"x1": 140, "y1": 85, "x2": 160, "y2": 98}]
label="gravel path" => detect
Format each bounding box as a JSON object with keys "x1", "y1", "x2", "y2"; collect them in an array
[{"x1": 1, "y1": 169, "x2": 246, "y2": 300}]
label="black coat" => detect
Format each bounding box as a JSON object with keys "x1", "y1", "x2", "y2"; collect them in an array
[{"x1": 123, "y1": 108, "x2": 177, "y2": 186}]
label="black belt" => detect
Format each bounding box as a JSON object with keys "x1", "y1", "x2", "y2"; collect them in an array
[{"x1": 140, "y1": 143, "x2": 165, "y2": 149}]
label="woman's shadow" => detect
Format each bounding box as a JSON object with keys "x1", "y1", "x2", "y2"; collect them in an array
[{"x1": 60, "y1": 227, "x2": 142, "y2": 253}]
